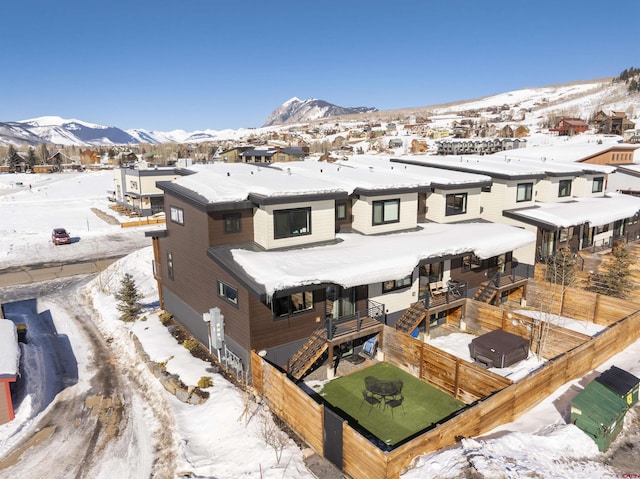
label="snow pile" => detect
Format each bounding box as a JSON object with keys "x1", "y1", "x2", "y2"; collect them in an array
[
  {"x1": 0, "y1": 319, "x2": 20, "y2": 376},
  {"x1": 80, "y1": 247, "x2": 314, "y2": 478}
]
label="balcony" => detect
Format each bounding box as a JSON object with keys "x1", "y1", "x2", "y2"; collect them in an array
[{"x1": 325, "y1": 299, "x2": 385, "y2": 344}]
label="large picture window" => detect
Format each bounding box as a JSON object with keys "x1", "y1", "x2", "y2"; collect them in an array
[
  {"x1": 372, "y1": 199, "x2": 400, "y2": 225},
  {"x1": 516, "y1": 183, "x2": 533, "y2": 202},
  {"x1": 445, "y1": 193, "x2": 467, "y2": 216},
  {"x1": 274, "y1": 207, "x2": 311, "y2": 239},
  {"x1": 592, "y1": 177, "x2": 604, "y2": 193},
  {"x1": 170, "y1": 206, "x2": 184, "y2": 225},
  {"x1": 273, "y1": 291, "x2": 313, "y2": 317},
  {"x1": 558, "y1": 180, "x2": 572, "y2": 198},
  {"x1": 217, "y1": 280, "x2": 238, "y2": 305}
]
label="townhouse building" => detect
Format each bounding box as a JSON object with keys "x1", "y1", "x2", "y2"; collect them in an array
[
  {"x1": 112, "y1": 161, "x2": 191, "y2": 216},
  {"x1": 146, "y1": 160, "x2": 535, "y2": 379},
  {"x1": 392, "y1": 148, "x2": 640, "y2": 263}
]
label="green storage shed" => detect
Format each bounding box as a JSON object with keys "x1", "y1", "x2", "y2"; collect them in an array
[
  {"x1": 595, "y1": 366, "x2": 639, "y2": 408},
  {"x1": 571, "y1": 380, "x2": 628, "y2": 452}
]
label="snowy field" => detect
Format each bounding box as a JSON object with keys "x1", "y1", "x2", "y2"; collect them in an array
[{"x1": 0, "y1": 168, "x2": 639, "y2": 478}]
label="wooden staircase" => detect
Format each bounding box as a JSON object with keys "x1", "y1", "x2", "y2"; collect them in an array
[
  {"x1": 472, "y1": 282, "x2": 497, "y2": 303},
  {"x1": 287, "y1": 328, "x2": 329, "y2": 380},
  {"x1": 394, "y1": 301, "x2": 427, "y2": 334}
]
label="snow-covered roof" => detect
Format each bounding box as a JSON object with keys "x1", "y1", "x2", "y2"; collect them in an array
[
  {"x1": 399, "y1": 153, "x2": 613, "y2": 178},
  {"x1": 499, "y1": 142, "x2": 633, "y2": 171},
  {"x1": 270, "y1": 159, "x2": 431, "y2": 194},
  {"x1": 231, "y1": 223, "x2": 535, "y2": 296},
  {"x1": 508, "y1": 193, "x2": 640, "y2": 228},
  {"x1": 172, "y1": 157, "x2": 491, "y2": 204},
  {"x1": 0, "y1": 320, "x2": 19, "y2": 377},
  {"x1": 175, "y1": 163, "x2": 346, "y2": 203},
  {"x1": 335, "y1": 155, "x2": 492, "y2": 187}
]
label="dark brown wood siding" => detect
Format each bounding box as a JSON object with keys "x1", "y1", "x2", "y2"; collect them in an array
[
  {"x1": 417, "y1": 192, "x2": 427, "y2": 220},
  {"x1": 450, "y1": 254, "x2": 513, "y2": 290},
  {"x1": 248, "y1": 287, "x2": 326, "y2": 351},
  {"x1": 159, "y1": 194, "x2": 216, "y2": 317},
  {"x1": 212, "y1": 262, "x2": 252, "y2": 351},
  {"x1": 335, "y1": 199, "x2": 353, "y2": 233},
  {"x1": 208, "y1": 208, "x2": 254, "y2": 247}
]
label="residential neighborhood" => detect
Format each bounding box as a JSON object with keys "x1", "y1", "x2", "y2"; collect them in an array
[{"x1": 2, "y1": 76, "x2": 640, "y2": 478}]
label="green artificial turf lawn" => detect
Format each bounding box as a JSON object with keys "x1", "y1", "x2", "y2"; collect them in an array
[{"x1": 319, "y1": 362, "x2": 466, "y2": 446}]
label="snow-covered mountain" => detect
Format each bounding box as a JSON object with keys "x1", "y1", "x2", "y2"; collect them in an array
[
  {"x1": 263, "y1": 97, "x2": 379, "y2": 127},
  {"x1": 0, "y1": 78, "x2": 637, "y2": 147},
  {"x1": 3, "y1": 116, "x2": 140, "y2": 147}
]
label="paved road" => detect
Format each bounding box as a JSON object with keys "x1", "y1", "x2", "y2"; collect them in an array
[{"x1": 0, "y1": 256, "x2": 124, "y2": 288}]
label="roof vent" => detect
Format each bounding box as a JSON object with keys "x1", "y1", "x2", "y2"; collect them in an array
[
  {"x1": 369, "y1": 166, "x2": 374, "y2": 173},
  {"x1": 287, "y1": 168, "x2": 291, "y2": 175},
  {"x1": 227, "y1": 172, "x2": 230, "y2": 176}
]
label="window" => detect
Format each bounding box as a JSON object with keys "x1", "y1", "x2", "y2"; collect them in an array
[
  {"x1": 516, "y1": 183, "x2": 533, "y2": 202},
  {"x1": 274, "y1": 207, "x2": 311, "y2": 239},
  {"x1": 336, "y1": 202, "x2": 347, "y2": 220},
  {"x1": 462, "y1": 254, "x2": 481, "y2": 271},
  {"x1": 559, "y1": 227, "x2": 573, "y2": 242},
  {"x1": 382, "y1": 274, "x2": 412, "y2": 293},
  {"x1": 273, "y1": 291, "x2": 313, "y2": 317},
  {"x1": 223, "y1": 213, "x2": 241, "y2": 233},
  {"x1": 445, "y1": 193, "x2": 467, "y2": 216},
  {"x1": 592, "y1": 177, "x2": 604, "y2": 193},
  {"x1": 217, "y1": 280, "x2": 238, "y2": 305},
  {"x1": 372, "y1": 199, "x2": 400, "y2": 225},
  {"x1": 558, "y1": 180, "x2": 572, "y2": 198},
  {"x1": 170, "y1": 206, "x2": 184, "y2": 225},
  {"x1": 167, "y1": 252, "x2": 174, "y2": 280}
]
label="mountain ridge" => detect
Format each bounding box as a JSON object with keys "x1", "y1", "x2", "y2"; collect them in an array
[
  {"x1": 263, "y1": 97, "x2": 379, "y2": 127},
  {"x1": 0, "y1": 77, "x2": 635, "y2": 147}
]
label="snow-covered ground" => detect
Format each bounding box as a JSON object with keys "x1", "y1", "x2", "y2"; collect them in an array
[{"x1": 0, "y1": 167, "x2": 639, "y2": 478}]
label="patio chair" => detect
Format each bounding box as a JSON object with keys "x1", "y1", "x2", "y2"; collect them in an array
[
  {"x1": 358, "y1": 337, "x2": 378, "y2": 360},
  {"x1": 360, "y1": 390, "x2": 381, "y2": 414},
  {"x1": 385, "y1": 393, "x2": 405, "y2": 417}
]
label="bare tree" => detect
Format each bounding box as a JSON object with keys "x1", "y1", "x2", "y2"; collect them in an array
[{"x1": 259, "y1": 409, "x2": 289, "y2": 465}]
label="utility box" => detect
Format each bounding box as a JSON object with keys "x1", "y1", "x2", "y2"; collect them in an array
[
  {"x1": 571, "y1": 380, "x2": 628, "y2": 452},
  {"x1": 595, "y1": 366, "x2": 639, "y2": 408}
]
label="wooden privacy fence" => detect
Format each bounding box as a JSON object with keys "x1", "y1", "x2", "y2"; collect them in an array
[
  {"x1": 525, "y1": 279, "x2": 640, "y2": 326},
  {"x1": 251, "y1": 287, "x2": 640, "y2": 479},
  {"x1": 464, "y1": 300, "x2": 592, "y2": 360},
  {"x1": 382, "y1": 327, "x2": 511, "y2": 404},
  {"x1": 120, "y1": 217, "x2": 165, "y2": 228}
]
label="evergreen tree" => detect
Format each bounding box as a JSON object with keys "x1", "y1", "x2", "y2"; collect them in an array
[
  {"x1": 587, "y1": 244, "x2": 635, "y2": 299},
  {"x1": 27, "y1": 147, "x2": 37, "y2": 169},
  {"x1": 545, "y1": 246, "x2": 576, "y2": 287},
  {"x1": 6, "y1": 145, "x2": 20, "y2": 170},
  {"x1": 114, "y1": 273, "x2": 143, "y2": 322}
]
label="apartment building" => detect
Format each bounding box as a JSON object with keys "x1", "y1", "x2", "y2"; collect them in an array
[{"x1": 146, "y1": 160, "x2": 535, "y2": 378}]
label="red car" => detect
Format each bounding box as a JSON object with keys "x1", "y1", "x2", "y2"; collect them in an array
[{"x1": 51, "y1": 228, "x2": 71, "y2": 245}]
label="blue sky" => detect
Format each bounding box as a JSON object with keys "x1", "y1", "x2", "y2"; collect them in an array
[{"x1": 2, "y1": 1, "x2": 638, "y2": 132}]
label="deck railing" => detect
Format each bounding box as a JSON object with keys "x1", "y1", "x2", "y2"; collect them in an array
[{"x1": 326, "y1": 299, "x2": 385, "y2": 340}]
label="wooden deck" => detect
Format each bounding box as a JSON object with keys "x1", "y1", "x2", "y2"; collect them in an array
[{"x1": 327, "y1": 315, "x2": 384, "y2": 346}]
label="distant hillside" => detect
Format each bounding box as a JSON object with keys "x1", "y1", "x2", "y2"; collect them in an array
[
  {"x1": 263, "y1": 97, "x2": 378, "y2": 127},
  {"x1": 0, "y1": 77, "x2": 637, "y2": 147}
]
